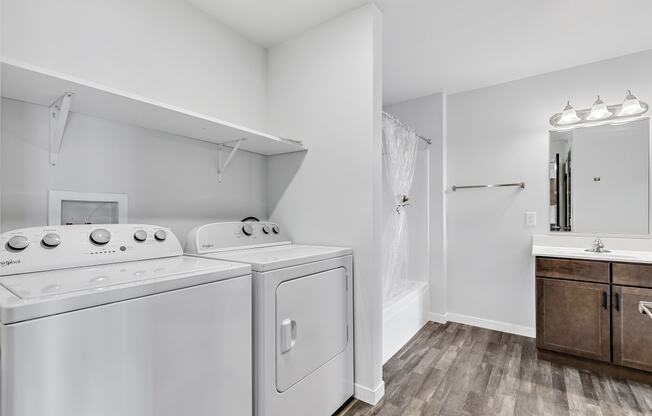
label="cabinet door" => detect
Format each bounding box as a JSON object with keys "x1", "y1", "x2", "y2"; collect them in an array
[
  {"x1": 536, "y1": 278, "x2": 611, "y2": 362},
  {"x1": 613, "y1": 285, "x2": 652, "y2": 371}
]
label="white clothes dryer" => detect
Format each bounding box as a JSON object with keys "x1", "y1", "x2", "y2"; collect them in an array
[{"x1": 186, "y1": 221, "x2": 354, "y2": 416}]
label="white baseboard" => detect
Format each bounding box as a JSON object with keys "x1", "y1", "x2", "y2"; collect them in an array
[
  {"x1": 354, "y1": 381, "x2": 385, "y2": 405},
  {"x1": 428, "y1": 312, "x2": 535, "y2": 338},
  {"x1": 428, "y1": 312, "x2": 448, "y2": 324}
]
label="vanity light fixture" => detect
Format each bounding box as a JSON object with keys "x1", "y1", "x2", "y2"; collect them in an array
[
  {"x1": 586, "y1": 95, "x2": 612, "y2": 121},
  {"x1": 550, "y1": 91, "x2": 648, "y2": 128},
  {"x1": 618, "y1": 90, "x2": 647, "y2": 116},
  {"x1": 557, "y1": 101, "x2": 582, "y2": 125}
]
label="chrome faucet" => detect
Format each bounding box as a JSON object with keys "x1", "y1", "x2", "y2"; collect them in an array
[{"x1": 586, "y1": 237, "x2": 610, "y2": 253}]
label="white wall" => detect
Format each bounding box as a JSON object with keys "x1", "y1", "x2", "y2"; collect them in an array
[
  {"x1": 1, "y1": 98, "x2": 267, "y2": 243},
  {"x1": 1, "y1": 0, "x2": 268, "y2": 130},
  {"x1": 572, "y1": 119, "x2": 649, "y2": 235},
  {"x1": 266, "y1": 4, "x2": 384, "y2": 404},
  {"x1": 1, "y1": 0, "x2": 272, "y2": 238},
  {"x1": 446, "y1": 50, "x2": 652, "y2": 336},
  {"x1": 384, "y1": 93, "x2": 447, "y2": 318}
]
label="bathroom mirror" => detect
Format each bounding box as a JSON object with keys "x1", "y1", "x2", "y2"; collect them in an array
[{"x1": 549, "y1": 118, "x2": 650, "y2": 235}]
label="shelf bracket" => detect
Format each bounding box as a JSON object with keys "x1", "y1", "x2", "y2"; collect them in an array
[
  {"x1": 217, "y1": 139, "x2": 246, "y2": 183},
  {"x1": 49, "y1": 92, "x2": 74, "y2": 166}
]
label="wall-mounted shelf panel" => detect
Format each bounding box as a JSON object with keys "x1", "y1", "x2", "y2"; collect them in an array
[{"x1": 0, "y1": 58, "x2": 306, "y2": 156}]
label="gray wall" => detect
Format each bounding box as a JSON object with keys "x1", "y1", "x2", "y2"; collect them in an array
[
  {"x1": 266, "y1": 5, "x2": 384, "y2": 401},
  {"x1": 1, "y1": 98, "x2": 267, "y2": 245},
  {"x1": 2, "y1": 0, "x2": 268, "y2": 130},
  {"x1": 1, "y1": 0, "x2": 272, "y2": 243},
  {"x1": 446, "y1": 49, "x2": 652, "y2": 335}
]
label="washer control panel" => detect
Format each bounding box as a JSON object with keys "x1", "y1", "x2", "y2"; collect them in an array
[
  {"x1": 0, "y1": 224, "x2": 182, "y2": 276},
  {"x1": 186, "y1": 221, "x2": 290, "y2": 254}
]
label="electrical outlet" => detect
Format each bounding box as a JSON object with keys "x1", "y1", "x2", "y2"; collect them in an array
[{"x1": 525, "y1": 212, "x2": 537, "y2": 227}]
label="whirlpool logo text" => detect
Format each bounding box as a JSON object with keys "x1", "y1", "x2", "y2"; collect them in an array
[{"x1": 0, "y1": 259, "x2": 21, "y2": 267}]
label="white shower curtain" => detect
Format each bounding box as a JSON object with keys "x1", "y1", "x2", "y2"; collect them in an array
[{"x1": 381, "y1": 113, "x2": 419, "y2": 302}]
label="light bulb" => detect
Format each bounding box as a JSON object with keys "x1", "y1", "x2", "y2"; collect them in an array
[
  {"x1": 618, "y1": 90, "x2": 645, "y2": 116},
  {"x1": 586, "y1": 95, "x2": 612, "y2": 121},
  {"x1": 557, "y1": 101, "x2": 581, "y2": 125}
]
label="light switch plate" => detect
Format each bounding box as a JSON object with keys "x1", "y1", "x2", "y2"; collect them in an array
[{"x1": 525, "y1": 212, "x2": 537, "y2": 227}]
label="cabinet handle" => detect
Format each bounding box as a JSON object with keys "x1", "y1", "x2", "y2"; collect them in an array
[
  {"x1": 615, "y1": 293, "x2": 620, "y2": 312},
  {"x1": 602, "y1": 291, "x2": 608, "y2": 310}
]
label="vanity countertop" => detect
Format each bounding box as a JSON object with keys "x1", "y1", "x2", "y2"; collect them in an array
[
  {"x1": 532, "y1": 245, "x2": 652, "y2": 264},
  {"x1": 532, "y1": 234, "x2": 652, "y2": 264}
]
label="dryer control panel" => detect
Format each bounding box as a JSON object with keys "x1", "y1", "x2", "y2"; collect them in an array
[
  {"x1": 186, "y1": 221, "x2": 291, "y2": 254},
  {"x1": 0, "y1": 224, "x2": 182, "y2": 276}
]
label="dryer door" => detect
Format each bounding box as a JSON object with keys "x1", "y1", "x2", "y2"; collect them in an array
[{"x1": 275, "y1": 267, "x2": 348, "y2": 392}]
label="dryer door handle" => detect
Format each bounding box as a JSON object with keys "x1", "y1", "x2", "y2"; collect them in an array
[{"x1": 280, "y1": 318, "x2": 297, "y2": 354}]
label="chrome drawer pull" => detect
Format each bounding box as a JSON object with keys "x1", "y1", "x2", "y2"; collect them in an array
[{"x1": 640, "y1": 301, "x2": 652, "y2": 321}]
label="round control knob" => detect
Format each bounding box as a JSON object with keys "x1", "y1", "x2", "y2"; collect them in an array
[
  {"x1": 262, "y1": 225, "x2": 270, "y2": 234},
  {"x1": 134, "y1": 230, "x2": 147, "y2": 242},
  {"x1": 272, "y1": 225, "x2": 280, "y2": 234},
  {"x1": 7, "y1": 235, "x2": 29, "y2": 251},
  {"x1": 90, "y1": 229, "x2": 111, "y2": 245},
  {"x1": 242, "y1": 224, "x2": 253, "y2": 236},
  {"x1": 42, "y1": 233, "x2": 61, "y2": 248},
  {"x1": 154, "y1": 230, "x2": 167, "y2": 241}
]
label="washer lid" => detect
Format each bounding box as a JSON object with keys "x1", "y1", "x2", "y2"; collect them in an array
[
  {"x1": 0, "y1": 256, "x2": 250, "y2": 324},
  {"x1": 198, "y1": 244, "x2": 352, "y2": 272}
]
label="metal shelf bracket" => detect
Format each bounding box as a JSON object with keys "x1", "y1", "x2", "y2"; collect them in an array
[
  {"x1": 49, "y1": 92, "x2": 74, "y2": 166},
  {"x1": 217, "y1": 139, "x2": 246, "y2": 183}
]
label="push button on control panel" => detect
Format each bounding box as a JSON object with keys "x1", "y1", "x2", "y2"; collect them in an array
[
  {"x1": 154, "y1": 230, "x2": 167, "y2": 241},
  {"x1": 272, "y1": 225, "x2": 280, "y2": 234},
  {"x1": 90, "y1": 229, "x2": 111, "y2": 245},
  {"x1": 242, "y1": 224, "x2": 253, "y2": 236},
  {"x1": 7, "y1": 235, "x2": 29, "y2": 251},
  {"x1": 134, "y1": 230, "x2": 147, "y2": 242},
  {"x1": 262, "y1": 225, "x2": 270, "y2": 234},
  {"x1": 42, "y1": 233, "x2": 61, "y2": 248}
]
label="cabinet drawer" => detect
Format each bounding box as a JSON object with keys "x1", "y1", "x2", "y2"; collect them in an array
[
  {"x1": 536, "y1": 257, "x2": 609, "y2": 283},
  {"x1": 612, "y1": 263, "x2": 652, "y2": 289}
]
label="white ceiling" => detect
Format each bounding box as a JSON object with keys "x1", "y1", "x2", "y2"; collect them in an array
[
  {"x1": 185, "y1": 0, "x2": 652, "y2": 104},
  {"x1": 185, "y1": 0, "x2": 369, "y2": 46}
]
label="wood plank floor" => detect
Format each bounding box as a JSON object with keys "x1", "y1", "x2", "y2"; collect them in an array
[{"x1": 336, "y1": 322, "x2": 652, "y2": 416}]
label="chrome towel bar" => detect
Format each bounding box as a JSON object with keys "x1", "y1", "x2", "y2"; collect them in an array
[
  {"x1": 640, "y1": 301, "x2": 652, "y2": 321},
  {"x1": 452, "y1": 182, "x2": 526, "y2": 192}
]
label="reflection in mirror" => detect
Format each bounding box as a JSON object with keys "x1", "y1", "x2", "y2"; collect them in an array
[{"x1": 549, "y1": 118, "x2": 650, "y2": 235}]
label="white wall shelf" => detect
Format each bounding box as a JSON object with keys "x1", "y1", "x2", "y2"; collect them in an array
[{"x1": 0, "y1": 58, "x2": 306, "y2": 157}]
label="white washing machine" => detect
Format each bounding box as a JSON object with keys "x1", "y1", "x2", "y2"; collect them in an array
[
  {"x1": 0, "y1": 224, "x2": 253, "y2": 416},
  {"x1": 186, "y1": 221, "x2": 354, "y2": 416}
]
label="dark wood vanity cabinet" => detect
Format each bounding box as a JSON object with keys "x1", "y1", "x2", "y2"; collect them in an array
[
  {"x1": 536, "y1": 278, "x2": 611, "y2": 362},
  {"x1": 536, "y1": 257, "x2": 652, "y2": 376}
]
